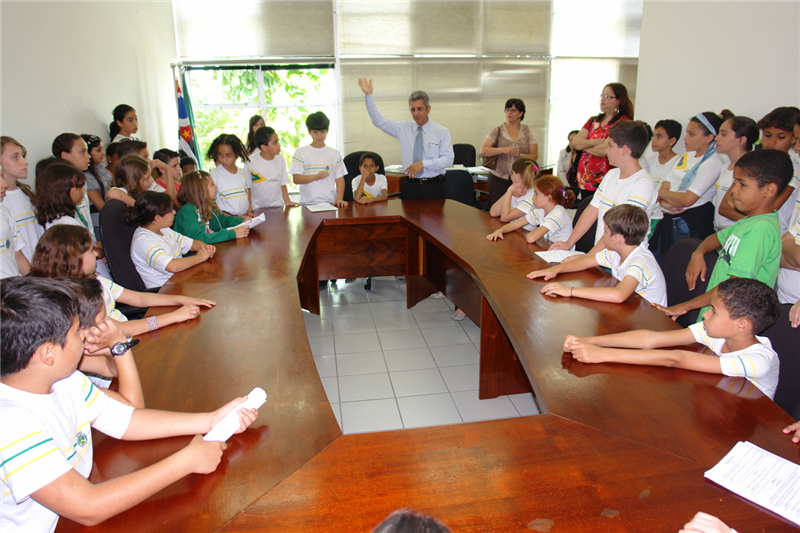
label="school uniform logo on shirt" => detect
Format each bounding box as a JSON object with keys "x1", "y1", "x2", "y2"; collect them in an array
[
  {"x1": 76, "y1": 431, "x2": 88, "y2": 448},
  {"x1": 250, "y1": 171, "x2": 277, "y2": 184},
  {"x1": 719, "y1": 234, "x2": 741, "y2": 266},
  {"x1": 675, "y1": 154, "x2": 689, "y2": 170}
]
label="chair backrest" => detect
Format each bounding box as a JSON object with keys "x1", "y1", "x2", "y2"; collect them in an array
[
  {"x1": 342, "y1": 151, "x2": 386, "y2": 203},
  {"x1": 763, "y1": 303, "x2": 800, "y2": 419},
  {"x1": 661, "y1": 237, "x2": 717, "y2": 327},
  {"x1": 99, "y1": 199, "x2": 146, "y2": 291},
  {"x1": 453, "y1": 144, "x2": 476, "y2": 168},
  {"x1": 444, "y1": 170, "x2": 476, "y2": 207},
  {"x1": 572, "y1": 195, "x2": 597, "y2": 254}
]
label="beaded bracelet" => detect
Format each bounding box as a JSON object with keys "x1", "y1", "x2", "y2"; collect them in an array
[
  {"x1": 146, "y1": 316, "x2": 159, "y2": 331},
  {"x1": 570, "y1": 287, "x2": 573, "y2": 298}
]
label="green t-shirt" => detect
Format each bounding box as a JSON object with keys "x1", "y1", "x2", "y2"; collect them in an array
[{"x1": 698, "y1": 212, "x2": 781, "y2": 320}]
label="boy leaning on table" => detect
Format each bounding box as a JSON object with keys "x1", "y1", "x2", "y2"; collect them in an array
[{"x1": 0, "y1": 277, "x2": 258, "y2": 532}]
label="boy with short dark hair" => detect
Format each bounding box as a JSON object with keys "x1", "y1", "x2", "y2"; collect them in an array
[
  {"x1": 564, "y1": 277, "x2": 781, "y2": 399},
  {"x1": 528, "y1": 204, "x2": 666, "y2": 306},
  {"x1": 248, "y1": 126, "x2": 297, "y2": 208},
  {"x1": 352, "y1": 152, "x2": 388, "y2": 204},
  {"x1": 655, "y1": 149, "x2": 792, "y2": 321},
  {"x1": 180, "y1": 156, "x2": 197, "y2": 175},
  {"x1": 289, "y1": 111, "x2": 346, "y2": 207},
  {"x1": 757, "y1": 106, "x2": 800, "y2": 232},
  {"x1": 646, "y1": 119, "x2": 682, "y2": 235},
  {"x1": 550, "y1": 120, "x2": 658, "y2": 255},
  {"x1": 0, "y1": 277, "x2": 258, "y2": 531}
]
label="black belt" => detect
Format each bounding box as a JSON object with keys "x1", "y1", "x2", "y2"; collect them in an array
[{"x1": 416, "y1": 175, "x2": 446, "y2": 183}]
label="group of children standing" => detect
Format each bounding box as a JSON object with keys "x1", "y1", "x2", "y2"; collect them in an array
[{"x1": 488, "y1": 106, "x2": 800, "y2": 414}]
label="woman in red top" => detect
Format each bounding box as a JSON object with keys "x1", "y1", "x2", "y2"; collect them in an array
[{"x1": 571, "y1": 83, "x2": 633, "y2": 196}]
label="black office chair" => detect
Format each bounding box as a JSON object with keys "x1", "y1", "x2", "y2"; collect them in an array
[
  {"x1": 342, "y1": 151, "x2": 386, "y2": 203},
  {"x1": 453, "y1": 144, "x2": 476, "y2": 168},
  {"x1": 661, "y1": 238, "x2": 717, "y2": 327},
  {"x1": 762, "y1": 303, "x2": 800, "y2": 419},
  {"x1": 99, "y1": 199, "x2": 147, "y2": 292},
  {"x1": 572, "y1": 196, "x2": 597, "y2": 254},
  {"x1": 444, "y1": 170, "x2": 477, "y2": 207}
]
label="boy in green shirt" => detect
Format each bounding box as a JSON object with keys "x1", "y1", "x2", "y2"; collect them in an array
[{"x1": 654, "y1": 149, "x2": 792, "y2": 322}]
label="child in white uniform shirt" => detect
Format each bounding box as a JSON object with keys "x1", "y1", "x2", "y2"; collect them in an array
[
  {"x1": 125, "y1": 191, "x2": 216, "y2": 289},
  {"x1": 109, "y1": 104, "x2": 139, "y2": 143},
  {"x1": 644, "y1": 120, "x2": 681, "y2": 236},
  {"x1": 352, "y1": 152, "x2": 388, "y2": 204},
  {"x1": 248, "y1": 126, "x2": 297, "y2": 208},
  {"x1": 290, "y1": 111, "x2": 346, "y2": 207},
  {"x1": 562, "y1": 278, "x2": 780, "y2": 400},
  {"x1": 529, "y1": 204, "x2": 667, "y2": 307},
  {"x1": 487, "y1": 175, "x2": 575, "y2": 245},
  {"x1": 207, "y1": 134, "x2": 253, "y2": 216},
  {"x1": 0, "y1": 175, "x2": 30, "y2": 278},
  {"x1": 551, "y1": 121, "x2": 658, "y2": 255},
  {"x1": 712, "y1": 117, "x2": 759, "y2": 231},
  {"x1": 1, "y1": 137, "x2": 42, "y2": 261},
  {"x1": 0, "y1": 277, "x2": 258, "y2": 533},
  {"x1": 31, "y1": 224, "x2": 216, "y2": 338}
]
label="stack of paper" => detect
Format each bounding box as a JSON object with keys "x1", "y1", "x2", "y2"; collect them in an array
[
  {"x1": 535, "y1": 250, "x2": 584, "y2": 263},
  {"x1": 233, "y1": 213, "x2": 266, "y2": 229},
  {"x1": 705, "y1": 441, "x2": 799, "y2": 525},
  {"x1": 304, "y1": 203, "x2": 339, "y2": 213}
]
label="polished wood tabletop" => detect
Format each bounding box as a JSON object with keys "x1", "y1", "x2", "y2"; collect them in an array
[{"x1": 57, "y1": 200, "x2": 799, "y2": 533}]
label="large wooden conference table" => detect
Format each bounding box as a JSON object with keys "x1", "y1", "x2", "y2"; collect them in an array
[{"x1": 58, "y1": 200, "x2": 799, "y2": 533}]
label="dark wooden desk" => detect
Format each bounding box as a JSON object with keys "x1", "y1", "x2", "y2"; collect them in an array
[{"x1": 57, "y1": 201, "x2": 799, "y2": 533}]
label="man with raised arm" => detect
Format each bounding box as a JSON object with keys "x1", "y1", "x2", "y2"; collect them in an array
[{"x1": 358, "y1": 78, "x2": 454, "y2": 200}]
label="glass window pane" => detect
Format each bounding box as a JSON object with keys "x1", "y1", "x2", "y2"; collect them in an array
[
  {"x1": 551, "y1": 0, "x2": 642, "y2": 58},
  {"x1": 545, "y1": 57, "x2": 638, "y2": 171},
  {"x1": 189, "y1": 69, "x2": 260, "y2": 105},
  {"x1": 338, "y1": 0, "x2": 551, "y2": 56},
  {"x1": 174, "y1": 1, "x2": 334, "y2": 60},
  {"x1": 263, "y1": 68, "x2": 336, "y2": 106}
]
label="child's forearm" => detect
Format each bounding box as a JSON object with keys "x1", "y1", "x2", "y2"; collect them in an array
[
  {"x1": 499, "y1": 189, "x2": 515, "y2": 220},
  {"x1": 281, "y1": 186, "x2": 294, "y2": 205},
  {"x1": 659, "y1": 188, "x2": 699, "y2": 208},
  {"x1": 525, "y1": 226, "x2": 549, "y2": 243},
  {"x1": 335, "y1": 178, "x2": 344, "y2": 202},
  {"x1": 123, "y1": 409, "x2": 212, "y2": 440},
  {"x1": 33, "y1": 445, "x2": 201, "y2": 526},
  {"x1": 15, "y1": 250, "x2": 30, "y2": 275},
  {"x1": 108, "y1": 351, "x2": 144, "y2": 408},
  {"x1": 118, "y1": 310, "x2": 189, "y2": 338},
  {"x1": 781, "y1": 236, "x2": 800, "y2": 270},
  {"x1": 564, "y1": 205, "x2": 598, "y2": 247},
  {"x1": 583, "y1": 328, "x2": 694, "y2": 350},
  {"x1": 165, "y1": 255, "x2": 206, "y2": 273},
  {"x1": 591, "y1": 346, "x2": 718, "y2": 371},
  {"x1": 695, "y1": 233, "x2": 722, "y2": 255},
  {"x1": 570, "y1": 285, "x2": 633, "y2": 304},
  {"x1": 292, "y1": 173, "x2": 318, "y2": 184},
  {"x1": 107, "y1": 188, "x2": 135, "y2": 206},
  {"x1": 88, "y1": 190, "x2": 106, "y2": 210}
]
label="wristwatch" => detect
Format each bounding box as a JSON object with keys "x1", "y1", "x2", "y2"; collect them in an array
[{"x1": 110, "y1": 339, "x2": 140, "y2": 357}]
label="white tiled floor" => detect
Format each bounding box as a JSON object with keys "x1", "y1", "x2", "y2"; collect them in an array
[{"x1": 304, "y1": 276, "x2": 541, "y2": 434}]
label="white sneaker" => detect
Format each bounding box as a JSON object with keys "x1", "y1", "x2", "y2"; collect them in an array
[
  {"x1": 430, "y1": 292, "x2": 446, "y2": 299},
  {"x1": 450, "y1": 311, "x2": 467, "y2": 321}
]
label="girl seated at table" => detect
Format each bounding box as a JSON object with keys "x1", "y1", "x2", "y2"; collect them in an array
[
  {"x1": 489, "y1": 158, "x2": 539, "y2": 224},
  {"x1": 124, "y1": 191, "x2": 216, "y2": 288},
  {"x1": 30, "y1": 224, "x2": 216, "y2": 338},
  {"x1": 487, "y1": 175, "x2": 575, "y2": 244},
  {"x1": 174, "y1": 170, "x2": 251, "y2": 243}
]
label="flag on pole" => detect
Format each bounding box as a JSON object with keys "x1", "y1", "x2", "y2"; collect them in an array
[{"x1": 174, "y1": 68, "x2": 200, "y2": 167}]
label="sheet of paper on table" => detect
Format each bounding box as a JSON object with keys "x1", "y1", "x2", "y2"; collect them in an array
[
  {"x1": 304, "y1": 203, "x2": 339, "y2": 213},
  {"x1": 466, "y1": 166, "x2": 491, "y2": 174},
  {"x1": 233, "y1": 213, "x2": 266, "y2": 229},
  {"x1": 535, "y1": 250, "x2": 584, "y2": 263},
  {"x1": 385, "y1": 164, "x2": 404, "y2": 173},
  {"x1": 704, "y1": 441, "x2": 799, "y2": 526}
]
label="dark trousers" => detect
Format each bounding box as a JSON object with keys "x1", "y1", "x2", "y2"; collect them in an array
[
  {"x1": 401, "y1": 177, "x2": 446, "y2": 200},
  {"x1": 487, "y1": 173, "x2": 512, "y2": 209}
]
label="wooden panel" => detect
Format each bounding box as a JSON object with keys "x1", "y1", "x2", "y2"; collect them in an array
[
  {"x1": 218, "y1": 416, "x2": 796, "y2": 533},
  {"x1": 479, "y1": 295, "x2": 532, "y2": 399},
  {"x1": 297, "y1": 241, "x2": 320, "y2": 315},
  {"x1": 405, "y1": 226, "x2": 436, "y2": 308},
  {"x1": 424, "y1": 240, "x2": 481, "y2": 321},
  {"x1": 315, "y1": 221, "x2": 406, "y2": 280}
]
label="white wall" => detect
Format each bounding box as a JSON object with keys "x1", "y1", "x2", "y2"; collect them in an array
[
  {"x1": 636, "y1": 0, "x2": 800, "y2": 154},
  {"x1": 1, "y1": 1, "x2": 178, "y2": 180}
]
